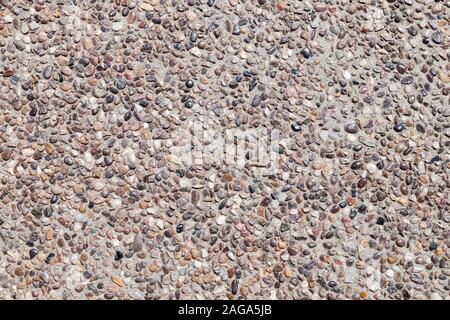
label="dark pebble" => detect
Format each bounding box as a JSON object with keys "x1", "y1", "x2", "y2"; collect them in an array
[
  {"x1": 300, "y1": 47, "x2": 312, "y2": 59},
  {"x1": 376, "y1": 160, "x2": 384, "y2": 169},
  {"x1": 358, "y1": 204, "x2": 367, "y2": 214},
  {"x1": 432, "y1": 32, "x2": 442, "y2": 44},
  {"x1": 219, "y1": 199, "x2": 227, "y2": 210},
  {"x1": 114, "y1": 250, "x2": 124, "y2": 261},
  {"x1": 50, "y1": 195, "x2": 59, "y2": 204},
  {"x1": 251, "y1": 95, "x2": 261, "y2": 107},
  {"x1": 394, "y1": 123, "x2": 406, "y2": 132},
  {"x1": 280, "y1": 37, "x2": 289, "y2": 44},
  {"x1": 184, "y1": 100, "x2": 193, "y2": 108},
  {"x1": 29, "y1": 107, "x2": 37, "y2": 117},
  {"x1": 189, "y1": 31, "x2": 197, "y2": 42},
  {"x1": 43, "y1": 66, "x2": 53, "y2": 79},
  {"x1": 104, "y1": 156, "x2": 113, "y2": 166},
  {"x1": 45, "y1": 253, "x2": 55, "y2": 264},
  {"x1": 353, "y1": 145, "x2": 363, "y2": 152},
  {"x1": 396, "y1": 63, "x2": 406, "y2": 74},
  {"x1": 229, "y1": 80, "x2": 239, "y2": 89},
  {"x1": 29, "y1": 249, "x2": 38, "y2": 260},
  {"x1": 274, "y1": 146, "x2": 285, "y2": 154}
]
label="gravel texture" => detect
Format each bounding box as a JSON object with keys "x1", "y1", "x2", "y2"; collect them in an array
[{"x1": 0, "y1": 0, "x2": 449, "y2": 300}]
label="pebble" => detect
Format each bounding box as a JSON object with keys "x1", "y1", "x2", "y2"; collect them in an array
[
  {"x1": 133, "y1": 234, "x2": 143, "y2": 253},
  {"x1": 248, "y1": 79, "x2": 257, "y2": 92},
  {"x1": 300, "y1": 48, "x2": 312, "y2": 59},
  {"x1": 1, "y1": 150, "x2": 12, "y2": 161},
  {"x1": 314, "y1": 3, "x2": 328, "y2": 12},
  {"x1": 291, "y1": 123, "x2": 301, "y2": 132},
  {"x1": 394, "y1": 123, "x2": 406, "y2": 132},
  {"x1": 185, "y1": 80, "x2": 194, "y2": 89},
  {"x1": 111, "y1": 199, "x2": 122, "y2": 209},
  {"x1": 43, "y1": 66, "x2": 53, "y2": 79},
  {"x1": 216, "y1": 216, "x2": 227, "y2": 225},
  {"x1": 112, "y1": 276, "x2": 124, "y2": 287},
  {"x1": 276, "y1": 1, "x2": 286, "y2": 11},
  {"x1": 50, "y1": 186, "x2": 63, "y2": 195},
  {"x1": 396, "y1": 63, "x2": 407, "y2": 74},
  {"x1": 344, "y1": 123, "x2": 358, "y2": 134},
  {"x1": 29, "y1": 249, "x2": 38, "y2": 260},
  {"x1": 184, "y1": 100, "x2": 193, "y2": 109},
  {"x1": 432, "y1": 32, "x2": 442, "y2": 44},
  {"x1": 114, "y1": 251, "x2": 124, "y2": 261},
  {"x1": 128, "y1": 289, "x2": 145, "y2": 300}
]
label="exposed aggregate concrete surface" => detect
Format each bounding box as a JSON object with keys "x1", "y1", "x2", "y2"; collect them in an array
[{"x1": 0, "y1": 0, "x2": 449, "y2": 300}]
